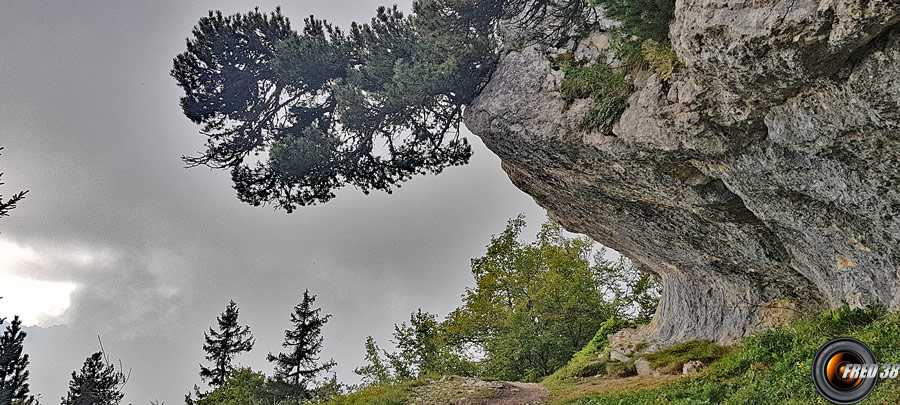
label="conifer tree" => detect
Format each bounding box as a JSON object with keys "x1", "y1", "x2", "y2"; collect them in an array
[
  {"x1": 0, "y1": 315, "x2": 34, "y2": 405},
  {"x1": 267, "y1": 290, "x2": 335, "y2": 396},
  {"x1": 62, "y1": 352, "x2": 126, "y2": 405},
  {"x1": 199, "y1": 300, "x2": 254, "y2": 388},
  {"x1": 0, "y1": 147, "x2": 28, "y2": 222}
]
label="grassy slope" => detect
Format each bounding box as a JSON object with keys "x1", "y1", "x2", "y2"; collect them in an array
[
  {"x1": 324, "y1": 309, "x2": 900, "y2": 404},
  {"x1": 557, "y1": 308, "x2": 900, "y2": 404},
  {"x1": 324, "y1": 381, "x2": 421, "y2": 405}
]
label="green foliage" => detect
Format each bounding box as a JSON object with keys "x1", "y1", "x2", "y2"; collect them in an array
[
  {"x1": 580, "y1": 97, "x2": 629, "y2": 135},
  {"x1": 440, "y1": 216, "x2": 658, "y2": 382},
  {"x1": 0, "y1": 316, "x2": 35, "y2": 405},
  {"x1": 197, "y1": 369, "x2": 267, "y2": 405},
  {"x1": 553, "y1": 0, "x2": 680, "y2": 132},
  {"x1": 354, "y1": 310, "x2": 479, "y2": 386},
  {"x1": 199, "y1": 300, "x2": 255, "y2": 389},
  {"x1": 172, "y1": 0, "x2": 681, "y2": 210},
  {"x1": 304, "y1": 373, "x2": 346, "y2": 404},
  {"x1": 563, "y1": 307, "x2": 900, "y2": 404},
  {"x1": 580, "y1": 317, "x2": 630, "y2": 358},
  {"x1": 268, "y1": 290, "x2": 336, "y2": 399},
  {"x1": 386, "y1": 310, "x2": 441, "y2": 380},
  {"x1": 0, "y1": 148, "x2": 28, "y2": 222},
  {"x1": 194, "y1": 368, "x2": 345, "y2": 405},
  {"x1": 542, "y1": 316, "x2": 632, "y2": 388},
  {"x1": 62, "y1": 352, "x2": 127, "y2": 405},
  {"x1": 560, "y1": 65, "x2": 630, "y2": 101},
  {"x1": 349, "y1": 216, "x2": 659, "y2": 388},
  {"x1": 353, "y1": 337, "x2": 391, "y2": 387},
  {"x1": 594, "y1": 0, "x2": 674, "y2": 43}
]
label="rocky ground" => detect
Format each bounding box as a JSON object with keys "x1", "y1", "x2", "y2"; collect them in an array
[{"x1": 406, "y1": 374, "x2": 682, "y2": 404}]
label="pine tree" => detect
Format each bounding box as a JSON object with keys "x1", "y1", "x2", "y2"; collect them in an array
[
  {"x1": 0, "y1": 316, "x2": 35, "y2": 405},
  {"x1": 267, "y1": 290, "x2": 335, "y2": 397},
  {"x1": 199, "y1": 301, "x2": 255, "y2": 389},
  {"x1": 62, "y1": 352, "x2": 126, "y2": 405}
]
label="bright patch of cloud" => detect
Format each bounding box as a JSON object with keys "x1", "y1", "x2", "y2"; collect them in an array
[
  {"x1": 0, "y1": 236, "x2": 97, "y2": 326},
  {"x1": 0, "y1": 274, "x2": 77, "y2": 326},
  {"x1": 0, "y1": 237, "x2": 40, "y2": 269}
]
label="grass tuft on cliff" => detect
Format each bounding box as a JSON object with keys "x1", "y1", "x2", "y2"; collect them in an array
[
  {"x1": 559, "y1": 64, "x2": 631, "y2": 134},
  {"x1": 559, "y1": 307, "x2": 900, "y2": 404},
  {"x1": 554, "y1": 0, "x2": 679, "y2": 134}
]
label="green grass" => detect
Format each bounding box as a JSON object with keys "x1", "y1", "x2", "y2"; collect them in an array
[
  {"x1": 641, "y1": 39, "x2": 680, "y2": 81},
  {"x1": 558, "y1": 64, "x2": 631, "y2": 135},
  {"x1": 563, "y1": 307, "x2": 900, "y2": 404},
  {"x1": 641, "y1": 340, "x2": 734, "y2": 374},
  {"x1": 559, "y1": 65, "x2": 630, "y2": 102},
  {"x1": 323, "y1": 380, "x2": 421, "y2": 405},
  {"x1": 548, "y1": 0, "x2": 679, "y2": 134}
]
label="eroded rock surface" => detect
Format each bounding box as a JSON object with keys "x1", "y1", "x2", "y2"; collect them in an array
[{"x1": 464, "y1": 1, "x2": 900, "y2": 347}]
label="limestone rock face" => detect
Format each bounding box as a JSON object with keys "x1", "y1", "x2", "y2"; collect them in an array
[{"x1": 464, "y1": 1, "x2": 900, "y2": 347}]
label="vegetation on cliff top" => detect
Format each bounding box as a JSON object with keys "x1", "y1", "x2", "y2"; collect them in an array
[{"x1": 553, "y1": 0, "x2": 679, "y2": 133}]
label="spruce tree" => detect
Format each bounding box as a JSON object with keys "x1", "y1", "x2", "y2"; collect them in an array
[
  {"x1": 62, "y1": 352, "x2": 126, "y2": 405},
  {"x1": 267, "y1": 290, "x2": 335, "y2": 396},
  {"x1": 0, "y1": 316, "x2": 34, "y2": 405},
  {"x1": 199, "y1": 300, "x2": 254, "y2": 388}
]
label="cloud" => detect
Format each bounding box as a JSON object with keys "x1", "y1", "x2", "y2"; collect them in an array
[
  {"x1": 0, "y1": 1, "x2": 560, "y2": 404},
  {"x1": 0, "y1": 235, "x2": 191, "y2": 339}
]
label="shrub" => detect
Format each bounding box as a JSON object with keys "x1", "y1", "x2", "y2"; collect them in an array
[{"x1": 542, "y1": 316, "x2": 632, "y2": 387}]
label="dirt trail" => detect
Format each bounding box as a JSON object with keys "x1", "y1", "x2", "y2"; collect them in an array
[{"x1": 487, "y1": 382, "x2": 548, "y2": 405}]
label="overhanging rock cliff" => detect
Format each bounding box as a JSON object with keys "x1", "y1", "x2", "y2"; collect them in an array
[{"x1": 464, "y1": 0, "x2": 900, "y2": 349}]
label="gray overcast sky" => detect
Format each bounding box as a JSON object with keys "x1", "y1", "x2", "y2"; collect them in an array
[{"x1": 0, "y1": 1, "x2": 557, "y2": 404}]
